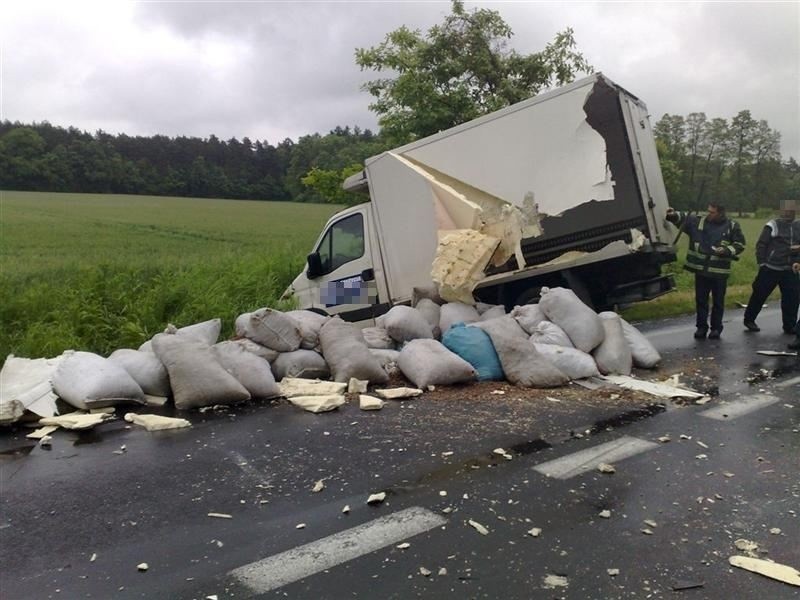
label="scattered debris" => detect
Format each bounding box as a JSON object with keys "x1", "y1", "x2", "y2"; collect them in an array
[
  {"x1": 207, "y1": 513, "x2": 232, "y2": 519},
  {"x1": 493, "y1": 448, "x2": 513, "y2": 460},
  {"x1": 137, "y1": 563, "x2": 148, "y2": 572},
  {"x1": 311, "y1": 480, "x2": 325, "y2": 493},
  {"x1": 734, "y1": 539, "x2": 760, "y2": 557},
  {"x1": 39, "y1": 412, "x2": 112, "y2": 430},
  {"x1": 374, "y1": 387, "x2": 423, "y2": 400},
  {"x1": 680, "y1": 434, "x2": 692, "y2": 440},
  {"x1": 419, "y1": 567, "x2": 431, "y2": 577},
  {"x1": 770, "y1": 527, "x2": 782, "y2": 535},
  {"x1": 438, "y1": 567, "x2": 447, "y2": 576},
  {"x1": 39, "y1": 435, "x2": 53, "y2": 447},
  {"x1": 439, "y1": 490, "x2": 447, "y2": 497},
  {"x1": 367, "y1": 492, "x2": 386, "y2": 505},
  {"x1": 600, "y1": 375, "x2": 705, "y2": 399},
  {"x1": 90, "y1": 553, "x2": 97, "y2": 563},
  {"x1": 599, "y1": 510, "x2": 611, "y2": 519},
  {"x1": 644, "y1": 519, "x2": 657, "y2": 528},
  {"x1": 278, "y1": 378, "x2": 347, "y2": 398},
  {"x1": 657, "y1": 436, "x2": 671, "y2": 443},
  {"x1": 396, "y1": 542, "x2": 411, "y2": 549},
  {"x1": 296, "y1": 523, "x2": 306, "y2": 529},
  {"x1": 124, "y1": 413, "x2": 191, "y2": 431},
  {"x1": 527, "y1": 527, "x2": 542, "y2": 537},
  {"x1": 468, "y1": 519, "x2": 489, "y2": 535},
  {"x1": 347, "y1": 378, "x2": 368, "y2": 394},
  {"x1": 543, "y1": 574, "x2": 569, "y2": 589},
  {"x1": 607, "y1": 568, "x2": 619, "y2": 576},
  {"x1": 359, "y1": 395, "x2": 385, "y2": 411},
  {"x1": 490, "y1": 390, "x2": 505, "y2": 395},
  {"x1": 288, "y1": 394, "x2": 346, "y2": 413},
  {"x1": 729, "y1": 555, "x2": 800, "y2": 587},
  {"x1": 597, "y1": 463, "x2": 616, "y2": 474},
  {"x1": 342, "y1": 505, "x2": 350, "y2": 514},
  {"x1": 756, "y1": 350, "x2": 797, "y2": 357},
  {"x1": 641, "y1": 528, "x2": 654, "y2": 535},
  {"x1": 671, "y1": 580, "x2": 704, "y2": 591},
  {"x1": 26, "y1": 425, "x2": 59, "y2": 440}
]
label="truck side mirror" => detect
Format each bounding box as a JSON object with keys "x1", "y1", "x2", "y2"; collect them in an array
[{"x1": 307, "y1": 252, "x2": 323, "y2": 279}]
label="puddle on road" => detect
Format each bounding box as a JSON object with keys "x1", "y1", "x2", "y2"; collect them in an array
[{"x1": 0, "y1": 445, "x2": 35, "y2": 460}]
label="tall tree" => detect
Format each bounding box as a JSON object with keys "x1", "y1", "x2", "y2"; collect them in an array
[{"x1": 355, "y1": 0, "x2": 591, "y2": 145}]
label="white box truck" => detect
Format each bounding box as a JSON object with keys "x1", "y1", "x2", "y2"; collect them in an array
[{"x1": 283, "y1": 73, "x2": 676, "y2": 321}]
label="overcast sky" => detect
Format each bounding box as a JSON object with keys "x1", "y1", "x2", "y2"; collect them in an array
[{"x1": 2, "y1": 1, "x2": 798, "y2": 158}]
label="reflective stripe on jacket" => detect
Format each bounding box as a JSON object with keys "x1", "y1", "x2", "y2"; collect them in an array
[{"x1": 674, "y1": 212, "x2": 746, "y2": 279}]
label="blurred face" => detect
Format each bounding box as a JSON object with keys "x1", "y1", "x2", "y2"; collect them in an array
[
  {"x1": 706, "y1": 205, "x2": 722, "y2": 222},
  {"x1": 779, "y1": 209, "x2": 796, "y2": 221}
]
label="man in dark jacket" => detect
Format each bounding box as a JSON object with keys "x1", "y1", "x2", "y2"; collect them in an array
[
  {"x1": 743, "y1": 201, "x2": 800, "y2": 334},
  {"x1": 666, "y1": 203, "x2": 746, "y2": 339},
  {"x1": 789, "y1": 259, "x2": 800, "y2": 350}
]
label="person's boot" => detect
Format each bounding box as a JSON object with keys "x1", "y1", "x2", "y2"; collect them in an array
[
  {"x1": 708, "y1": 329, "x2": 722, "y2": 339},
  {"x1": 788, "y1": 337, "x2": 800, "y2": 351},
  {"x1": 694, "y1": 327, "x2": 708, "y2": 339},
  {"x1": 744, "y1": 320, "x2": 760, "y2": 332}
]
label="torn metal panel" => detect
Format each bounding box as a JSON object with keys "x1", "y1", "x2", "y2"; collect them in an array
[
  {"x1": 400, "y1": 81, "x2": 615, "y2": 218},
  {"x1": 0, "y1": 354, "x2": 66, "y2": 423}
]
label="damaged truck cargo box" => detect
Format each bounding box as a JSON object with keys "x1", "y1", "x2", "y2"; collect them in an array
[{"x1": 283, "y1": 73, "x2": 675, "y2": 321}]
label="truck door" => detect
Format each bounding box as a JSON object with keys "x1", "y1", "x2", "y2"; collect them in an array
[{"x1": 307, "y1": 209, "x2": 384, "y2": 322}]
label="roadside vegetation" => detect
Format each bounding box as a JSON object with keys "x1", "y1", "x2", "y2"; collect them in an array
[{"x1": 0, "y1": 191, "x2": 338, "y2": 359}]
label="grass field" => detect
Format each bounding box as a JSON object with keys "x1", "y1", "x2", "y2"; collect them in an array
[
  {"x1": 0, "y1": 191, "x2": 340, "y2": 358},
  {"x1": 0, "y1": 190, "x2": 779, "y2": 359}
]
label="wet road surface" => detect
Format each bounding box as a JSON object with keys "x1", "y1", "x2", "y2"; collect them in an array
[{"x1": 1, "y1": 306, "x2": 798, "y2": 599}]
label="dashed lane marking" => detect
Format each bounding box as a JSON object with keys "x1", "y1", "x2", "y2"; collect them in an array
[
  {"x1": 532, "y1": 436, "x2": 658, "y2": 480},
  {"x1": 699, "y1": 394, "x2": 779, "y2": 420},
  {"x1": 230, "y1": 506, "x2": 446, "y2": 593}
]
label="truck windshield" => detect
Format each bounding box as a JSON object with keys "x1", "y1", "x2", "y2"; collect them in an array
[{"x1": 317, "y1": 213, "x2": 365, "y2": 274}]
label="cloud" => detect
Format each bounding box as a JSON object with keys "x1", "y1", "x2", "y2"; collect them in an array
[{"x1": 1, "y1": 1, "x2": 797, "y2": 157}]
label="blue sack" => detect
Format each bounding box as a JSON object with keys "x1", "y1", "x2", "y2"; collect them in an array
[{"x1": 441, "y1": 322, "x2": 504, "y2": 381}]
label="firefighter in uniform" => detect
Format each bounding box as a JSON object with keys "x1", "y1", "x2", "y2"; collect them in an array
[
  {"x1": 743, "y1": 200, "x2": 800, "y2": 335},
  {"x1": 666, "y1": 202, "x2": 746, "y2": 339}
]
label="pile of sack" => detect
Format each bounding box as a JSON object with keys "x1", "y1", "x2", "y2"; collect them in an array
[{"x1": 1, "y1": 286, "x2": 661, "y2": 421}]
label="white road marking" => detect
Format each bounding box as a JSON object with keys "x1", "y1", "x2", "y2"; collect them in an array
[
  {"x1": 700, "y1": 394, "x2": 779, "y2": 420},
  {"x1": 775, "y1": 375, "x2": 800, "y2": 389},
  {"x1": 532, "y1": 436, "x2": 658, "y2": 480},
  {"x1": 230, "y1": 506, "x2": 446, "y2": 593}
]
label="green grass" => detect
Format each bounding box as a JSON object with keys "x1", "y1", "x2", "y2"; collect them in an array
[
  {"x1": 1, "y1": 191, "x2": 341, "y2": 358},
  {"x1": 621, "y1": 216, "x2": 773, "y2": 322}
]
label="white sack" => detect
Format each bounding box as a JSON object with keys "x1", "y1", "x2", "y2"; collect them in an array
[
  {"x1": 480, "y1": 305, "x2": 507, "y2": 321},
  {"x1": 478, "y1": 317, "x2": 569, "y2": 388},
  {"x1": 164, "y1": 318, "x2": 222, "y2": 345},
  {"x1": 439, "y1": 302, "x2": 480, "y2": 335},
  {"x1": 529, "y1": 321, "x2": 575, "y2": 348},
  {"x1": 286, "y1": 310, "x2": 329, "y2": 350},
  {"x1": 152, "y1": 334, "x2": 250, "y2": 409},
  {"x1": 592, "y1": 312, "x2": 633, "y2": 375},
  {"x1": 533, "y1": 343, "x2": 599, "y2": 380},
  {"x1": 53, "y1": 351, "x2": 145, "y2": 410},
  {"x1": 362, "y1": 327, "x2": 396, "y2": 350},
  {"x1": 235, "y1": 313, "x2": 253, "y2": 337},
  {"x1": 0, "y1": 354, "x2": 65, "y2": 421},
  {"x1": 213, "y1": 341, "x2": 281, "y2": 399},
  {"x1": 229, "y1": 338, "x2": 279, "y2": 363},
  {"x1": 619, "y1": 317, "x2": 661, "y2": 368},
  {"x1": 538, "y1": 287, "x2": 604, "y2": 352},
  {"x1": 510, "y1": 304, "x2": 547, "y2": 335},
  {"x1": 397, "y1": 339, "x2": 476, "y2": 389},
  {"x1": 414, "y1": 299, "x2": 442, "y2": 338},
  {"x1": 271, "y1": 350, "x2": 330, "y2": 381},
  {"x1": 108, "y1": 349, "x2": 171, "y2": 397},
  {"x1": 383, "y1": 305, "x2": 434, "y2": 343},
  {"x1": 249, "y1": 308, "x2": 302, "y2": 352},
  {"x1": 319, "y1": 318, "x2": 389, "y2": 384}
]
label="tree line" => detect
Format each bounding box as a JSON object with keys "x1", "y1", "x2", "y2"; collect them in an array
[
  {"x1": 0, "y1": 120, "x2": 389, "y2": 203},
  {"x1": 654, "y1": 111, "x2": 799, "y2": 214}
]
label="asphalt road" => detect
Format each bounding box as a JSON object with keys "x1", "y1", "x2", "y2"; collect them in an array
[{"x1": 1, "y1": 306, "x2": 798, "y2": 599}]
